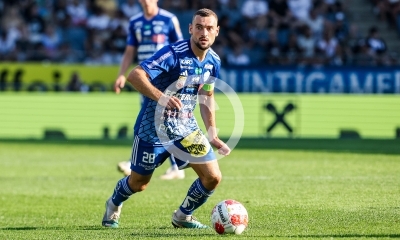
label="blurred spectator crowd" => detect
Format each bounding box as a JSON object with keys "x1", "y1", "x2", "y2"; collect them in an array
[
  {"x1": 371, "y1": 0, "x2": 400, "y2": 32},
  {"x1": 0, "y1": 0, "x2": 399, "y2": 67}
]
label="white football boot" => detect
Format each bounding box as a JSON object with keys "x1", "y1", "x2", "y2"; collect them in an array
[
  {"x1": 102, "y1": 198, "x2": 122, "y2": 228},
  {"x1": 117, "y1": 161, "x2": 131, "y2": 176},
  {"x1": 160, "y1": 166, "x2": 185, "y2": 180},
  {"x1": 171, "y1": 210, "x2": 209, "y2": 228}
]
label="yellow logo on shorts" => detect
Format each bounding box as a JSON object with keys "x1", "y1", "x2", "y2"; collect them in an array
[{"x1": 180, "y1": 130, "x2": 210, "y2": 157}]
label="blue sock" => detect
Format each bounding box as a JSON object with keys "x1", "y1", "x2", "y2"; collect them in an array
[
  {"x1": 169, "y1": 156, "x2": 177, "y2": 167},
  {"x1": 111, "y1": 176, "x2": 135, "y2": 206},
  {"x1": 179, "y1": 178, "x2": 214, "y2": 215}
]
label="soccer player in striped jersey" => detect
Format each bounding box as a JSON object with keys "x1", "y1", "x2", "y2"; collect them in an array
[
  {"x1": 103, "y1": 8, "x2": 230, "y2": 229},
  {"x1": 114, "y1": 0, "x2": 185, "y2": 180}
]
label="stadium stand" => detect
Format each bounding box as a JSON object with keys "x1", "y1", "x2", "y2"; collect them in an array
[{"x1": 0, "y1": 0, "x2": 399, "y2": 66}]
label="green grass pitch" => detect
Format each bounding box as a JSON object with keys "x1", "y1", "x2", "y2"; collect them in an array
[{"x1": 0, "y1": 140, "x2": 399, "y2": 239}]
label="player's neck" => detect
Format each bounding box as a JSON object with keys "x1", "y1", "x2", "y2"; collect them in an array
[
  {"x1": 143, "y1": 7, "x2": 159, "y2": 19},
  {"x1": 190, "y1": 39, "x2": 208, "y2": 62}
]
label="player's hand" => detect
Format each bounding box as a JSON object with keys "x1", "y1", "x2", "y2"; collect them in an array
[
  {"x1": 114, "y1": 75, "x2": 126, "y2": 94},
  {"x1": 159, "y1": 94, "x2": 183, "y2": 110},
  {"x1": 210, "y1": 138, "x2": 231, "y2": 156}
]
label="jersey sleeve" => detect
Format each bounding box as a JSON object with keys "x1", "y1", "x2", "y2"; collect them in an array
[
  {"x1": 214, "y1": 62, "x2": 221, "y2": 79},
  {"x1": 169, "y1": 16, "x2": 183, "y2": 43},
  {"x1": 140, "y1": 45, "x2": 177, "y2": 80},
  {"x1": 126, "y1": 21, "x2": 138, "y2": 47}
]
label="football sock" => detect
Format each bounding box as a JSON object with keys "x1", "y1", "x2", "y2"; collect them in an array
[
  {"x1": 179, "y1": 178, "x2": 214, "y2": 215},
  {"x1": 169, "y1": 156, "x2": 178, "y2": 170},
  {"x1": 111, "y1": 176, "x2": 134, "y2": 206}
]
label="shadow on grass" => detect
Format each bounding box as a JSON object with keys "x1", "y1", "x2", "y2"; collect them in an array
[
  {"x1": 0, "y1": 227, "x2": 62, "y2": 230},
  {"x1": 0, "y1": 226, "x2": 216, "y2": 237},
  {"x1": 127, "y1": 232, "x2": 217, "y2": 237},
  {"x1": 126, "y1": 233, "x2": 400, "y2": 238},
  {"x1": 276, "y1": 234, "x2": 400, "y2": 238},
  {"x1": 0, "y1": 137, "x2": 399, "y2": 155},
  {"x1": 1, "y1": 226, "x2": 113, "y2": 231},
  {"x1": 2, "y1": 226, "x2": 399, "y2": 238}
]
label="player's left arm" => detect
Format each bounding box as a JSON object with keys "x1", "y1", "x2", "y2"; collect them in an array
[{"x1": 199, "y1": 87, "x2": 231, "y2": 156}]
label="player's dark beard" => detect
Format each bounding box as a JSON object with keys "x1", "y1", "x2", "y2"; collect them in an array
[{"x1": 194, "y1": 39, "x2": 210, "y2": 51}]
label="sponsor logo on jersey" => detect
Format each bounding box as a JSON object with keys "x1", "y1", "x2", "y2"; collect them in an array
[
  {"x1": 176, "y1": 93, "x2": 198, "y2": 101},
  {"x1": 164, "y1": 90, "x2": 198, "y2": 101},
  {"x1": 191, "y1": 76, "x2": 200, "y2": 83},
  {"x1": 176, "y1": 76, "x2": 186, "y2": 89},
  {"x1": 153, "y1": 25, "x2": 162, "y2": 33},
  {"x1": 152, "y1": 21, "x2": 165, "y2": 25},
  {"x1": 134, "y1": 21, "x2": 142, "y2": 28},
  {"x1": 161, "y1": 109, "x2": 194, "y2": 120},
  {"x1": 195, "y1": 67, "x2": 202, "y2": 74},
  {"x1": 144, "y1": 30, "x2": 151, "y2": 35},
  {"x1": 203, "y1": 71, "x2": 211, "y2": 82},
  {"x1": 137, "y1": 44, "x2": 157, "y2": 52},
  {"x1": 135, "y1": 28, "x2": 142, "y2": 43},
  {"x1": 147, "y1": 51, "x2": 173, "y2": 68},
  {"x1": 138, "y1": 163, "x2": 156, "y2": 171},
  {"x1": 180, "y1": 65, "x2": 194, "y2": 69},
  {"x1": 180, "y1": 59, "x2": 193, "y2": 65},
  {"x1": 152, "y1": 34, "x2": 165, "y2": 43},
  {"x1": 205, "y1": 64, "x2": 213, "y2": 70},
  {"x1": 178, "y1": 111, "x2": 194, "y2": 118},
  {"x1": 142, "y1": 36, "x2": 153, "y2": 42},
  {"x1": 184, "y1": 84, "x2": 197, "y2": 92}
]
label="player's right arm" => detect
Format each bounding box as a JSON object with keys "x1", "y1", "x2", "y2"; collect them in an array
[
  {"x1": 127, "y1": 65, "x2": 182, "y2": 110},
  {"x1": 128, "y1": 45, "x2": 183, "y2": 109},
  {"x1": 114, "y1": 45, "x2": 137, "y2": 94}
]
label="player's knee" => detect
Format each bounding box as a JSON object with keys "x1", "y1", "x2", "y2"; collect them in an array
[
  {"x1": 201, "y1": 171, "x2": 222, "y2": 189},
  {"x1": 130, "y1": 182, "x2": 148, "y2": 192},
  {"x1": 213, "y1": 172, "x2": 222, "y2": 186},
  {"x1": 136, "y1": 184, "x2": 148, "y2": 192},
  {"x1": 127, "y1": 177, "x2": 150, "y2": 192}
]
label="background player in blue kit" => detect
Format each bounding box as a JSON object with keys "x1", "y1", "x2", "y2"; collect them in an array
[
  {"x1": 102, "y1": 8, "x2": 231, "y2": 229},
  {"x1": 114, "y1": 0, "x2": 185, "y2": 180}
]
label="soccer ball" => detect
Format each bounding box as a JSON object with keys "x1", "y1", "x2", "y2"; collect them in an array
[{"x1": 211, "y1": 199, "x2": 249, "y2": 235}]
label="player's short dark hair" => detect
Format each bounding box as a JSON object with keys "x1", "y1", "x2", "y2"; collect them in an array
[{"x1": 192, "y1": 8, "x2": 218, "y2": 24}]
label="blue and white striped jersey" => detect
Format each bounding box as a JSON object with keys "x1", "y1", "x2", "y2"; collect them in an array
[
  {"x1": 135, "y1": 39, "x2": 221, "y2": 144},
  {"x1": 127, "y1": 9, "x2": 183, "y2": 63}
]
